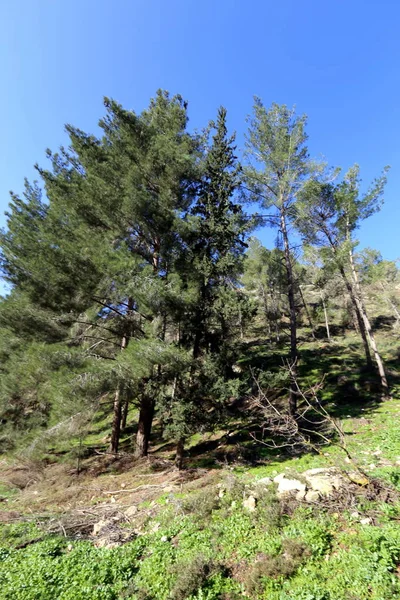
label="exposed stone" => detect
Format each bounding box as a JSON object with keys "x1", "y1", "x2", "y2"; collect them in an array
[
  {"x1": 243, "y1": 496, "x2": 257, "y2": 511},
  {"x1": 256, "y1": 477, "x2": 272, "y2": 486},
  {"x1": 347, "y1": 472, "x2": 369, "y2": 486},
  {"x1": 277, "y1": 477, "x2": 306, "y2": 496},
  {"x1": 125, "y1": 505, "x2": 138, "y2": 518},
  {"x1": 93, "y1": 519, "x2": 111, "y2": 536},
  {"x1": 296, "y1": 490, "x2": 306, "y2": 501},
  {"x1": 360, "y1": 517, "x2": 372, "y2": 525},
  {"x1": 303, "y1": 468, "x2": 344, "y2": 496},
  {"x1": 305, "y1": 490, "x2": 320, "y2": 503}
]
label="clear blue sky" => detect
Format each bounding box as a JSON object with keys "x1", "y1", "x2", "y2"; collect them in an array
[{"x1": 1, "y1": 0, "x2": 399, "y2": 286}]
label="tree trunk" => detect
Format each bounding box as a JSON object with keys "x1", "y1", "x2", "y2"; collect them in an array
[
  {"x1": 321, "y1": 293, "x2": 330, "y2": 340},
  {"x1": 109, "y1": 386, "x2": 122, "y2": 454},
  {"x1": 121, "y1": 398, "x2": 129, "y2": 432},
  {"x1": 336, "y1": 263, "x2": 373, "y2": 370},
  {"x1": 108, "y1": 298, "x2": 133, "y2": 454},
  {"x1": 348, "y1": 248, "x2": 389, "y2": 395},
  {"x1": 175, "y1": 438, "x2": 185, "y2": 470},
  {"x1": 299, "y1": 285, "x2": 316, "y2": 340},
  {"x1": 280, "y1": 211, "x2": 298, "y2": 415},
  {"x1": 323, "y1": 231, "x2": 373, "y2": 369},
  {"x1": 135, "y1": 395, "x2": 155, "y2": 458}
]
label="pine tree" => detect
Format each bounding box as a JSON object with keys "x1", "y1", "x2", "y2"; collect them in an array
[
  {"x1": 298, "y1": 165, "x2": 390, "y2": 394},
  {"x1": 245, "y1": 101, "x2": 323, "y2": 414},
  {"x1": 0, "y1": 91, "x2": 199, "y2": 456}
]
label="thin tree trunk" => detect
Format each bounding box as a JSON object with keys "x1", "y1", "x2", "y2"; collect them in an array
[
  {"x1": 121, "y1": 398, "x2": 129, "y2": 432},
  {"x1": 339, "y1": 264, "x2": 373, "y2": 369},
  {"x1": 280, "y1": 211, "x2": 298, "y2": 415},
  {"x1": 135, "y1": 395, "x2": 155, "y2": 458},
  {"x1": 109, "y1": 298, "x2": 133, "y2": 454},
  {"x1": 109, "y1": 386, "x2": 123, "y2": 454},
  {"x1": 321, "y1": 293, "x2": 330, "y2": 340},
  {"x1": 175, "y1": 438, "x2": 185, "y2": 470},
  {"x1": 299, "y1": 285, "x2": 316, "y2": 340},
  {"x1": 348, "y1": 248, "x2": 389, "y2": 395},
  {"x1": 323, "y1": 230, "x2": 373, "y2": 369},
  {"x1": 352, "y1": 306, "x2": 360, "y2": 334}
]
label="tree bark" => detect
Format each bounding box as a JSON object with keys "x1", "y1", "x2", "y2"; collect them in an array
[
  {"x1": 280, "y1": 211, "x2": 298, "y2": 415},
  {"x1": 175, "y1": 438, "x2": 185, "y2": 470},
  {"x1": 121, "y1": 398, "x2": 129, "y2": 432},
  {"x1": 109, "y1": 385, "x2": 123, "y2": 454},
  {"x1": 348, "y1": 248, "x2": 389, "y2": 395},
  {"x1": 135, "y1": 395, "x2": 155, "y2": 458},
  {"x1": 108, "y1": 298, "x2": 133, "y2": 454}
]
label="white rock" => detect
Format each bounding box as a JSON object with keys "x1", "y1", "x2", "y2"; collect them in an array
[
  {"x1": 360, "y1": 517, "x2": 372, "y2": 525},
  {"x1": 161, "y1": 535, "x2": 168, "y2": 542},
  {"x1": 305, "y1": 490, "x2": 320, "y2": 502},
  {"x1": 243, "y1": 496, "x2": 257, "y2": 511},
  {"x1": 93, "y1": 519, "x2": 110, "y2": 536},
  {"x1": 277, "y1": 477, "x2": 306, "y2": 496},
  {"x1": 125, "y1": 505, "x2": 138, "y2": 518},
  {"x1": 296, "y1": 490, "x2": 307, "y2": 501}
]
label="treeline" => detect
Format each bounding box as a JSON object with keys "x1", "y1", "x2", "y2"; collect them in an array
[{"x1": 0, "y1": 91, "x2": 398, "y2": 463}]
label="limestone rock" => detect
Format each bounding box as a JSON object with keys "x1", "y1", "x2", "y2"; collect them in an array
[
  {"x1": 347, "y1": 471, "x2": 369, "y2": 486},
  {"x1": 296, "y1": 490, "x2": 306, "y2": 501},
  {"x1": 125, "y1": 505, "x2": 138, "y2": 518},
  {"x1": 305, "y1": 490, "x2": 320, "y2": 502},
  {"x1": 93, "y1": 519, "x2": 111, "y2": 536},
  {"x1": 303, "y1": 468, "x2": 343, "y2": 496},
  {"x1": 243, "y1": 496, "x2": 257, "y2": 511},
  {"x1": 277, "y1": 477, "x2": 306, "y2": 496}
]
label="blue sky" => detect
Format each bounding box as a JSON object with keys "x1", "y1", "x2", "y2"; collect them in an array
[{"x1": 1, "y1": 0, "x2": 399, "y2": 290}]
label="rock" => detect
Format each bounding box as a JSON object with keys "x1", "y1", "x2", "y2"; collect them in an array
[
  {"x1": 360, "y1": 517, "x2": 372, "y2": 525},
  {"x1": 273, "y1": 473, "x2": 286, "y2": 483},
  {"x1": 303, "y1": 468, "x2": 344, "y2": 496},
  {"x1": 243, "y1": 496, "x2": 257, "y2": 511},
  {"x1": 218, "y1": 489, "x2": 225, "y2": 499},
  {"x1": 368, "y1": 464, "x2": 377, "y2": 470},
  {"x1": 305, "y1": 490, "x2": 320, "y2": 502},
  {"x1": 256, "y1": 477, "x2": 272, "y2": 486},
  {"x1": 93, "y1": 519, "x2": 111, "y2": 536},
  {"x1": 306, "y1": 476, "x2": 334, "y2": 495},
  {"x1": 347, "y1": 472, "x2": 369, "y2": 486},
  {"x1": 125, "y1": 505, "x2": 138, "y2": 518},
  {"x1": 277, "y1": 477, "x2": 306, "y2": 496},
  {"x1": 161, "y1": 535, "x2": 168, "y2": 542},
  {"x1": 350, "y1": 511, "x2": 359, "y2": 519},
  {"x1": 296, "y1": 490, "x2": 306, "y2": 501}
]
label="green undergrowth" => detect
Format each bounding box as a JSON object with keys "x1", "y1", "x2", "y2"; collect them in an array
[{"x1": 1, "y1": 473, "x2": 400, "y2": 599}]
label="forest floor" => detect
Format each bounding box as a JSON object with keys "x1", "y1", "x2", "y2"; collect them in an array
[{"x1": 0, "y1": 329, "x2": 400, "y2": 599}]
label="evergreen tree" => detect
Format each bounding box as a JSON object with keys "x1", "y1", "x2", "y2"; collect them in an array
[
  {"x1": 299, "y1": 165, "x2": 390, "y2": 394},
  {"x1": 245, "y1": 100, "x2": 323, "y2": 414},
  {"x1": 0, "y1": 91, "x2": 199, "y2": 456}
]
